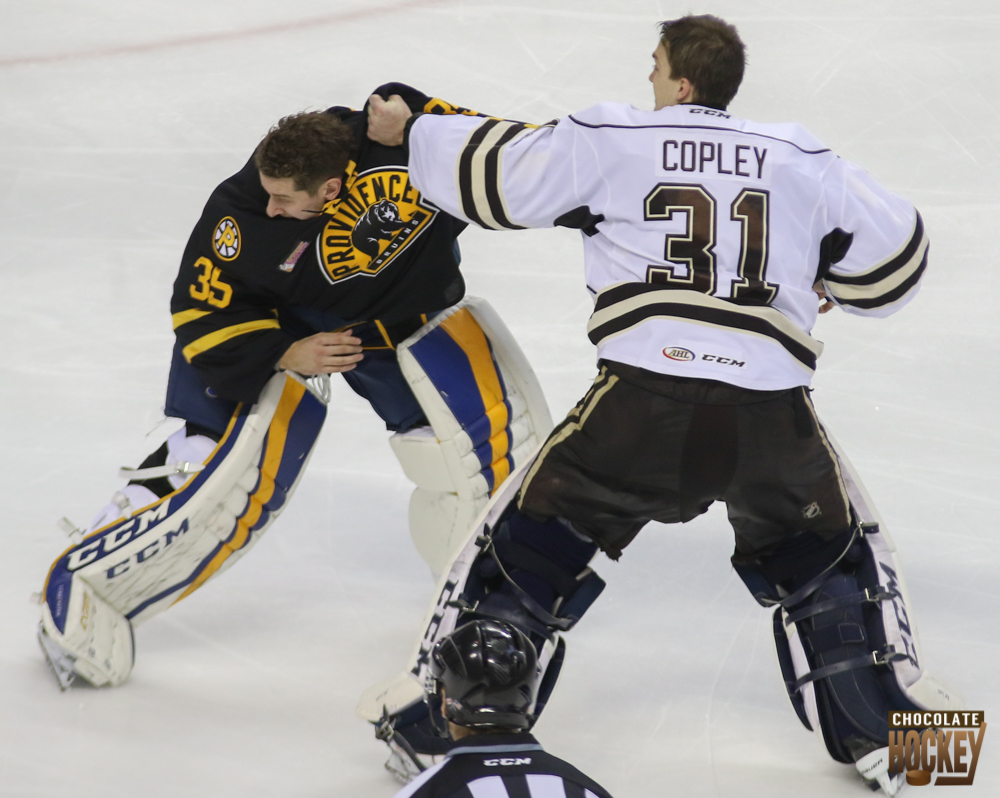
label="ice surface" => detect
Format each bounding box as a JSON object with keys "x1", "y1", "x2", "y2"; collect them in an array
[{"x1": 1, "y1": 1, "x2": 997, "y2": 796}]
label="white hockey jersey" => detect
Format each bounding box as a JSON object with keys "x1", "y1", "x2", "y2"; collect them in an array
[{"x1": 407, "y1": 102, "x2": 927, "y2": 390}]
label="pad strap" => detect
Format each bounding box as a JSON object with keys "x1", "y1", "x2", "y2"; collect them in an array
[
  {"x1": 792, "y1": 645, "x2": 908, "y2": 692},
  {"x1": 118, "y1": 462, "x2": 205, "y2": 480},
  {"x1": 785, "y1": 586, "x2": 895, "y2": 625}
]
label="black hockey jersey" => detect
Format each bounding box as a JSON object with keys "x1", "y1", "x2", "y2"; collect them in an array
[
  {"x1": 170, "y1": 84, "x2": 478, "y2": 402},
  {"x1": 394, "y1": 733, "x2": 614, "y2": 798}
]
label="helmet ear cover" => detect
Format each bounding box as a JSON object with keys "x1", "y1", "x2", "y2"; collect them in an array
[{"x1": 429, "y1": 620, "x2": 540, "y2": 730}]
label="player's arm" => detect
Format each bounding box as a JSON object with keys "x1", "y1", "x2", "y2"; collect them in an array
[
  {"x1": 171, "y1": 262, "x2": 361, "y2": 402},
  {"x1": 817, "y1": 158, "x2": 928, "y2": 317},
  {"x1": 367, "y1": 96, "x2": 592, "y2": 231}
]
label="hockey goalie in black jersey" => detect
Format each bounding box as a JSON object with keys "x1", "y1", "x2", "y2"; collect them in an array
[
  {"x1": 363, "y1": 18, "x2": 964, "y2": 797},
  {"x1": 36, "y1": 84, "x2": 553, "y2": 694}
]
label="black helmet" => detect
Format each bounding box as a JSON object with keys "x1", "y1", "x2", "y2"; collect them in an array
[{"x1": 429, "y1": 620, "x2": 540, "y2": 730}]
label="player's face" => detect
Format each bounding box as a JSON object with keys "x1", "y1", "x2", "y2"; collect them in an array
[
  {"x1": 260, "y1": 174, "x2": 341, "y2": 219},
  {"x1": 650, "y1": 43, "x2": 685, "y2": 110}
]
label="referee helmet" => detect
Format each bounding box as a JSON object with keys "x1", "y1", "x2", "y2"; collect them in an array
[{"x1": 429, "y1": 619, "x2": 540, "y2": 730}]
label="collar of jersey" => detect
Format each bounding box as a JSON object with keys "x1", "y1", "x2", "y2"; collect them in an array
[
  {"x1": 447, "y1": 734, "x2": 543, "y2": 758},
  {"x1": 321, "y1": 159, "x2": 359, "y2": 216}
]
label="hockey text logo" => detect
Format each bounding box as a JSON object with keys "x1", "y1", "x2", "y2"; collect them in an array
[
  {"x1": 320, "y1": 167, "x2": 437, "y2": 283},
  {"x1": 213, "y1": 217, "x2": 241, "y2": 261},
  {"x1": 888, "y1": 711, "x2": 987, "y2": 786},
  {"x1": 410, "y1": 578, "x2": 459, "y2": 680},
  {"x1": 880, "y1": 562, "x2": 919, "y2": 667},
  {"x1": 64, "y1": 500, "x2": 190, "y2": 580}
]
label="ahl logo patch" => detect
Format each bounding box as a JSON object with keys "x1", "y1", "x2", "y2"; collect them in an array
[
  {"x1": 213, "y1": 217, "x2": 241, "y2": 261},
  {"x1": 663, "y1": 347, "x2": 695, "y2": 362},
  {"x1": 319, "y1": 167, "x2": 437, "y2": 283}
]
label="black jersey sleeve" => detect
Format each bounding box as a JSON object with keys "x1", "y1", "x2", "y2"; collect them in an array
[
  {"x1": 170, "y1": 249, "x2": 296, "y2": 403},
  {"x1": 366, "y1": 82, "x2": 482, "y2": 118}
]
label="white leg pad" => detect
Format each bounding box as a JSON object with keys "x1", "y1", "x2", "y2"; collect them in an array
[
  {"x1": 38, "y1": 371, "x2": 329, "y2": 687},
  {"x1": 391, "y1": 296, "x2": 552, "y2": 577}
]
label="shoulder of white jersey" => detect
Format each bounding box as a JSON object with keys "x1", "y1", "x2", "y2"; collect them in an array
[{"x1": 566, "y1": 102, "x2": 833, "y2": 158}]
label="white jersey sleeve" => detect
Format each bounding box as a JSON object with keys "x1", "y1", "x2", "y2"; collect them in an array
[
  {"x1": 407, "y1": 103, "x2": 928, "y2": 390},
  {"x1": 819, "y1": 158, "x2": 928, "y2": 318},
  {"x1": 408, "y1": 114, "x2": 597, "y2": 230}
]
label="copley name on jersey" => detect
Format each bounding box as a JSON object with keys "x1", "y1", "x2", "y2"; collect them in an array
[
  {"x1": 662, "y1": 138, "x2": 768, "y2": 179},
  {"x1": 319, "y1": 165, "x2": 438, "y2": 284}
]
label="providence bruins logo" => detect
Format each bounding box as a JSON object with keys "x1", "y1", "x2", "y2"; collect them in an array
[
  {"x1": 319, "y1": 167, "x2": 436, "y2": 283},
  {"x1": 213, "y1": 217, "x2": 241, "y2": 261}
]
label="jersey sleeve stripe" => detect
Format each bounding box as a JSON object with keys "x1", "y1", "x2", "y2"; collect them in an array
[
  {"x1": 481, "y1": 123, "x2": 529, "y2": 230},
  {"x1": 172, "y1": 308, "x2": 212, "y2": 329},
  {"x1": 181, "y1": 319, "x2": 281, "y2": 362},
  {"x1": 830, "y1": 247, "x2": 927, "y2": 310},
  {"x1": 459, "y1": 118, "x2": 502, "y2": 227},
  {"x1": 588, "y1": 283, "x2": 823, "y2": 371},
  {"x1": 825, "y1": 216, "x2": 928, "y2": 309},
  {"x1": 457, "y1": 119, "x2": 529, "y2": 230},
  {"x1": 825, "y1": 212, "x2": 926, "y2": 286}
]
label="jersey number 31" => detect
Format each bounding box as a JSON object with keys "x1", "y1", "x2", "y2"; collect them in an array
[{"x1": 644, "y1": 183, "x2": 777, "y2": 306}]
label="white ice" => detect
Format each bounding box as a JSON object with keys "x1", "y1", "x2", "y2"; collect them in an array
[{"x1": 1, "y1": 1, "x2": 997, "y2": 796}]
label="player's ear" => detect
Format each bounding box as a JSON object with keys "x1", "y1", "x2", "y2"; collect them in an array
[
  {"x1": 322, "y1": 177, "x2": 342, "y2": 202},
  {"x1": 677, "y1": 77, "x2": 696, "y2": 104}
]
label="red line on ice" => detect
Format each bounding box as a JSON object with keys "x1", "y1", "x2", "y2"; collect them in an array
[{"x1": 0, "y1": 0, "x2": 450, "y2": 68}]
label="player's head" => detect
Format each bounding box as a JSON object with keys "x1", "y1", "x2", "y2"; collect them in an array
[
  {"x1": 651, "y1": 15, "x2": 745, "y2": 111},
  {"x1": 254, "y1": 111, "x2": 355, "y2": 219},
  {"x1": 429, "y1": 619, "x2": 540, "y2": 733}
]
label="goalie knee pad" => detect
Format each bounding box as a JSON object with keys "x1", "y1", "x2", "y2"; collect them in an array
[
  {"x1": 358, "y1": 458, "x2": 604, "y2": 755},
  {"x1": 390, "y1": 296, "x2": 553, "y2": 577},
  {"x1": 38, "y1": 371, "x2": 328, "y2": 688}
]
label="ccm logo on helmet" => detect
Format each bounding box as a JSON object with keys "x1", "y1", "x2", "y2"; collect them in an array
[{"x1": 484, "y1": 758, "x2": 532, "y2": 767}]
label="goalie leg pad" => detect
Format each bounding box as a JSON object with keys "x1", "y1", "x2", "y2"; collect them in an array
[
  {"x1": 391, "y1": 296, "x2": 553, "y2": 577},
  {"x1": 358, "y1": 454, "x2": 604, "y2": 755},
  {"x1": 39, "y1": 371, "x2": 328, "y2": 686},
  {"x1": 739, "y1": 524, "x2": 960, "y2": 765}
]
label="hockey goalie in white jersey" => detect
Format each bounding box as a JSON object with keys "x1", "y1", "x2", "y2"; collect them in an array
[{"x1": 363, "y1": 15, "x2": 961, "y2": 796}]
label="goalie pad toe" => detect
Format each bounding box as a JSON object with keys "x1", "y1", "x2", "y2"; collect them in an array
[{"x1": 39, "y1": 577, "x2": 134, "y2": 688}]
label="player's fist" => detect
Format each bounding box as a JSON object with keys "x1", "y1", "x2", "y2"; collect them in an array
[
  {"x1": 367, "y1": 94, "x2": 412, "y2": 146},
  {"x1": 278, "y1": 330, "x2": 364, "y2": 375}
]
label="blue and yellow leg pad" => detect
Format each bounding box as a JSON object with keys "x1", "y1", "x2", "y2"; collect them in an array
[
  {"x1": 38, "y1": 371, "x2": 328, "y2": 687},
  {"x1": 389, "y1": 297, "x2": 552, "y2": 576}
]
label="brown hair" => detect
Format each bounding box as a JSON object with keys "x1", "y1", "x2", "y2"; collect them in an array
[
  {"x1": 658, "y1": 15, "x2": 746, "y2": 110},
  {"x1": 253, "y1": 111, "x2": 355, "y2": 194}
]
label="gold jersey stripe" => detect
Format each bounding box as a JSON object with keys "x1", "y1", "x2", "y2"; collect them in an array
[
  {"x1": 182, "y1": 319, "x2": 281, "y2": 362},
  {"x1": 171, "y1": 308, "x2": 212, "y2": 330}
]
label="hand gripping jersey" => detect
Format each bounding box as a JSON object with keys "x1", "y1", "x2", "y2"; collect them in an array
[
  {"x1": 171, "y1": 84, "x2": 481, "y2": 403},
  {"x1": 405, "y1": 103, "x2": 928, "y2": 390}
]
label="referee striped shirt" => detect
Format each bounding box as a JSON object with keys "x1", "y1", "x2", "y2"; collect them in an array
[{"x1": 394, "y1": 733, "x2": 613, "y2": 798}]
